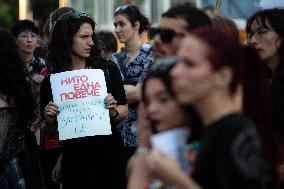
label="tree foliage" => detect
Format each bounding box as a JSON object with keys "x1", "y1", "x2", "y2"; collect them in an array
[
  {"x1": 0, "y1": 0, "x2": 18, "y2": 29},
  {"x1": 0, "y1": 0, "x2": 58, "y2": 31}
]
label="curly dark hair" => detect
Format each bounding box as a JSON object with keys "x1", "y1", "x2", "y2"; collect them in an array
[
  {"x1": 0, "y1": 28, "x2": 34, "y2": 128},
  {"x1": 47, "y1": 12, "x2": 100, "y2": 73},
  {"x1": 114, "y1": 4, "x2": 150, "y2": 33}
]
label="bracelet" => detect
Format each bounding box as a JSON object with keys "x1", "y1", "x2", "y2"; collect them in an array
[
  {"x1": 135, "y1": 147, "x2": 151, "y2": 155},
  {"x1": 112, "y1": 110, "x2": 119, "y2": 119}
]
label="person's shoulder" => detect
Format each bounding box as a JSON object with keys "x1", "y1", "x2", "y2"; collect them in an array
[
  {"x1": 141, "y1": 43, "x2": 152, "y2": 50},
  {"x1": 231, "y1": 125, "x2": 273, "y2": 182},
  {"x1": 209, "y1": 113, "x2": 254, "y2": 144},
  {"x1": 141, "y1": 43, "x2": 152, "y2": 53},
  {"x1": 214, "y1": 113, "x2": 251, "y2": 131},
  {"x1": 33, "y1": 56, "x2": 46, "y2": 66}
]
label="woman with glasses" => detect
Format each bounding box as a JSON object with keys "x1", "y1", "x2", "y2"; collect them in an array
[
  {"x1": 40, "y1": 12, "x2": 128, "y2": 188},
  {"x1": 246, "y1": 9, "x2": 284, "y2": 151},
  {"x1": 11, "y1": 20, "x2": 46, "y2": 133},
  {"x1": 113, "y1": 4, "x2": 153, "y2": 160},
  {"x1": 11, "y1": 20, "x2": 46, "y2": 87}
]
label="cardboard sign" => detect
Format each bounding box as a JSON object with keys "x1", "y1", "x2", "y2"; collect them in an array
[{"x1": 50, "y1": 69, "x2": 111, "y2": 140}]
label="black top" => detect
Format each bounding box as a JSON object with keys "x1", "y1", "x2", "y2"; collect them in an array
[
  {"x1": 0, "y1": 107, "x2": 42, "y2": 189},
  {"x1": 271, "y1": 64, "x2": 284, "y2": 145},
  {"x1": 193, "y1": 113, "x2": 275, "y2": 189},
  {"x1": 40, "y1": 60, "x2": 127, "y2": 188}
]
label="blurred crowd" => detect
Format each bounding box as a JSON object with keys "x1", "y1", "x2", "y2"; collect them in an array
[{"x1": 0, "y1": 2, "x2": 284, "y2": 189}]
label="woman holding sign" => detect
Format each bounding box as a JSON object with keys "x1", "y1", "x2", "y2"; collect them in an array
[{"x1": 40, "y1": 12, "x2": 128, "y2": 188}]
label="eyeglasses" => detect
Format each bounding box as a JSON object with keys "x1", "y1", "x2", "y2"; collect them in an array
[
  {"x1": 150, "y1": 56, "x2": 176, "y2": 72},
  {"x1": 19, "y1": 32, "x2": 37, "y2": 40},
  {"x1": 148, "y1": 27, "x2": 185, "y2": 43},
  {"x1": 247, "y1": 28, "x2": 275, "y2": 42}
]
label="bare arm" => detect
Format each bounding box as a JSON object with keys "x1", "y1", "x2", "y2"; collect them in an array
[
  {"x1": 137, "y1": 103, "x2": 152, "y2": 148},
  {"x1": 52, "y1": 153, "x2": 62, "y2": 183},
  {"x1": 44, "y1": 101, "x2": 59, "y2": 126},
  {"x1": 124, "y1": 83, "x2": 142, "y2": 104},
  {"x1": 114, "y1": 104, "x2": 128, "y2": 122},
  {"x1": 127, "y1": 103, "x2": 152, "y2": 188},
  {"x1": 127, "y1": 154, "x2": 151, "y2": 189},
  {"x1": 147, "y1": 151, "x2": 202, "y2": 189},
  {"x1": 106, "y1": 93, "x2": 128, "y2": 122}
]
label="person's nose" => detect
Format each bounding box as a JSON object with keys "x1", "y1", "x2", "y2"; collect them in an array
[
  {"x1": 170, "y1": 63, "x2": 181, "y2": 80},
  {"x1": 88, "y1": 38, "x2": 94, "y2": 46},
  {"x1": 114, "y1": 25, "x2": 121, "y2": 34},
  {"x1": 146, "y1": 101, "x2": 159, "y2": 115},
  {"x1": 153, "y1": 33, "x2": 162, "y2": 45},
  {"x1": 26, "y1": 35, "x2": 33, "y2": 42},
  {"x1": 250, "y1": 34, "x2": 258, "y2": 44}
]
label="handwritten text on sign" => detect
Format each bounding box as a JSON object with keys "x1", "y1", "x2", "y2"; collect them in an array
[{"x1": 50, "y1": 69, "x2": 111, "y2": 140}]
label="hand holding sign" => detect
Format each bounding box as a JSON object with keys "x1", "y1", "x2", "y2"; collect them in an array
[
  {"x1": 105, "y1": 93, "x2": 119, "y2": 118},
  {"x1": 50, "y1": 69, "x2": 112, "y2": 140},
  {"x1": 45, "y1": 101, "x2": 59, "y2": 125}
]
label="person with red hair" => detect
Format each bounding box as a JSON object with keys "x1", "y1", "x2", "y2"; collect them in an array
[{"x1": 144, "y1": 27, "x2": 280, "y2": 189}]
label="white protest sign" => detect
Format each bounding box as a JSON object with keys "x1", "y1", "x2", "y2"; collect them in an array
[{"x1": 50, "y1": 69, "x2": 111, "y2": 140}]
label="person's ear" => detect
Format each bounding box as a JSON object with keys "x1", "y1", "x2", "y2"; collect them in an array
[
  {"x1": 214, "y1": 66, "x2": 233, "y2": 88},
  {"x1": 276, "y1": 37, "x2": 282, "y2": 49},
  {"x1": 134, "y1": 21, "x2": 140, "y2": 31}
]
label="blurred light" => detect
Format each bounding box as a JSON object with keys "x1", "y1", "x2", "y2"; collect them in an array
[
  {"x1": 260, "y1": 0, "x2": 284, "y2": 9},
  {"x1": 19, "y1": 0, "x2": 32, "y2": 20},
  {"x1": 19, "y1": 0, "x2": 27, "y2": 19},
  {"x1": 59, "y1": 0, "x2": 69, "y2": 7}
]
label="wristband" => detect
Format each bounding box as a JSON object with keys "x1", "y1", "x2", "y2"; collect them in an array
[{"x1": 112, "y1": 110, "x2": 119, "y2": 119}]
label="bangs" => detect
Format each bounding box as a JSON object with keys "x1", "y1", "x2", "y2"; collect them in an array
[{"x1": 255, "y1": 16, "x2": 272, "y2": 29}]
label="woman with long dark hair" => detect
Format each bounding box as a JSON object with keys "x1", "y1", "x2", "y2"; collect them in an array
[
  {"x1": 246, "y1": 8, "x2": 284, "y2": 181},
  {"x1": 40, "y1": 12, "x2": 128, "y2": 188},
  {"x1": 0, "y1": 28, "x2": 42, "y2": 189},
  {"x1": 246, "y1": 7, "x2": 284, "y2": 151}
]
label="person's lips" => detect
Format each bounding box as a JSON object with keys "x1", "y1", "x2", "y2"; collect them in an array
[{"x1": 116, "y1": 34, "x2": 123, "y2": 39}]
